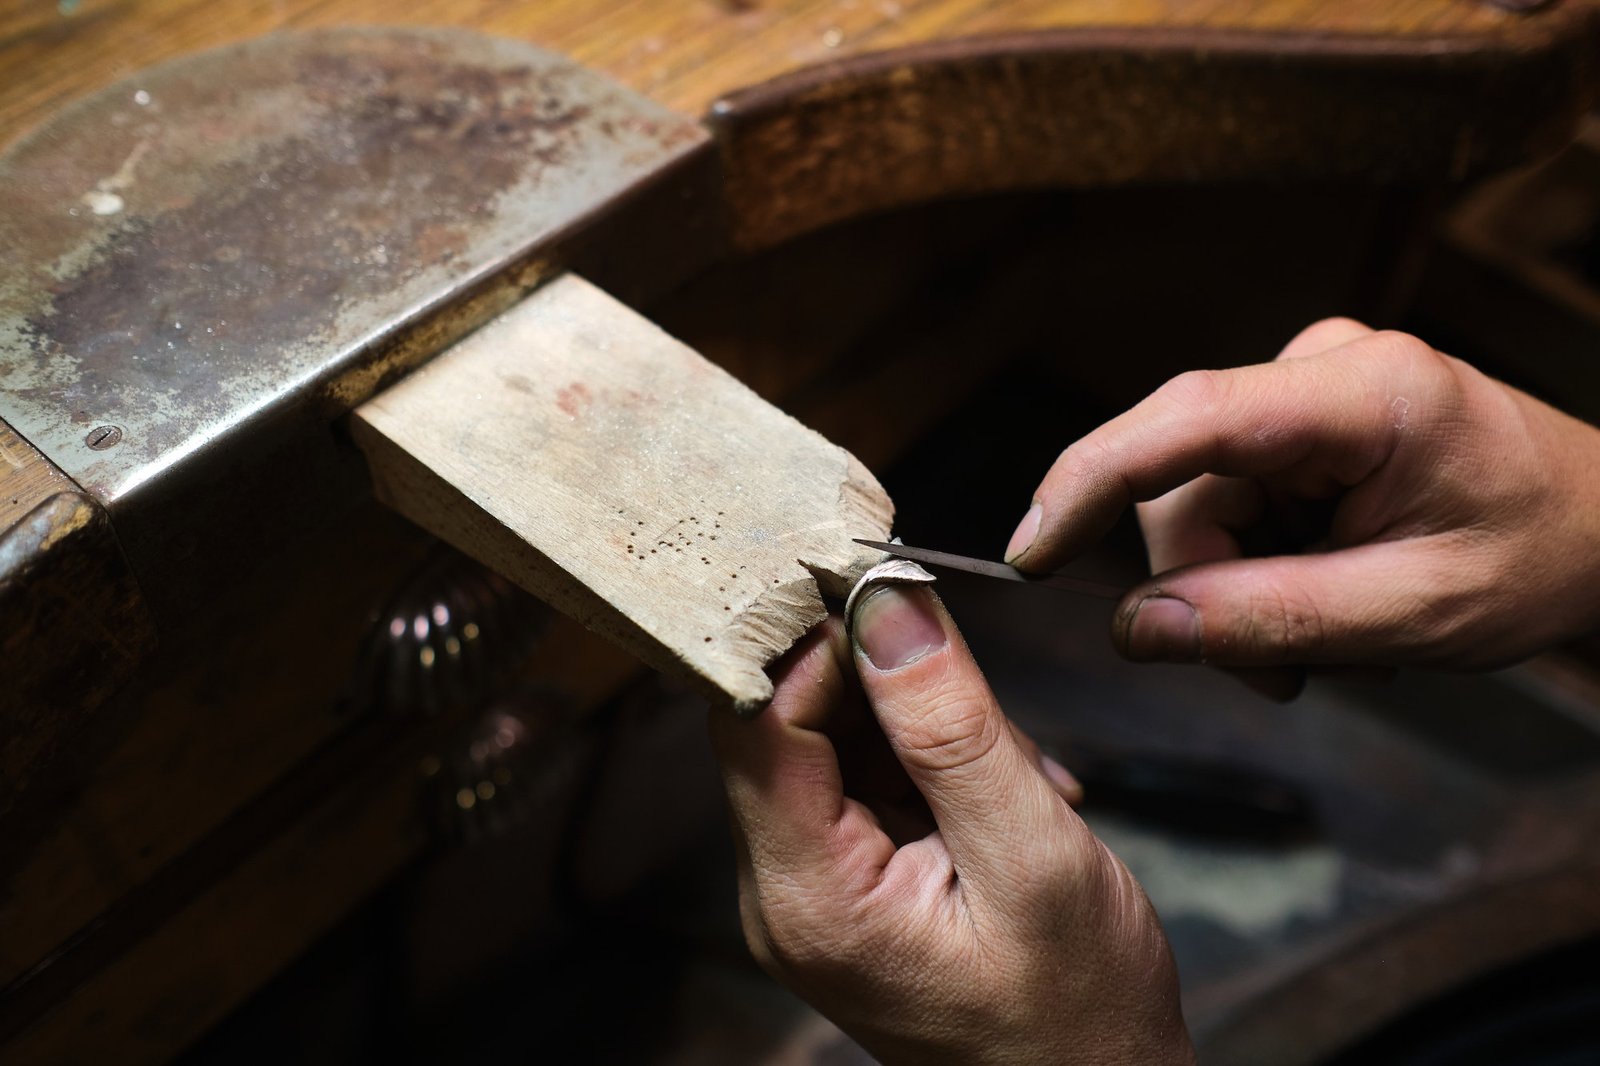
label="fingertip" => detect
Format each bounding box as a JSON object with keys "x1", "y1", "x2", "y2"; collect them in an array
[
  {"x1": 1004, "y1": 501, "x2": 1043, "y2": 565},
  {"x1": 711, "y1": 619, "x2": 847, "y2": 756},
  {"x1": 766, "y1": 617, "x2": 852, "y2": 728}
]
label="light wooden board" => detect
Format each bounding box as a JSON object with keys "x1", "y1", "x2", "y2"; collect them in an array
[{"x1": 352, "y1": 275, "x2": 891, "y2": 712}]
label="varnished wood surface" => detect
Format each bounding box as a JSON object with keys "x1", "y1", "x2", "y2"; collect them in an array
[{"x1": 0, "y1": 0, "x2": 1578, "y2": 148}]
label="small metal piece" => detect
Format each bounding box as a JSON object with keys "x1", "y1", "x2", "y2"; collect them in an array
[
  {"x1": 844, "y1": 555, "x2": 936, "y2": 621},
  {"x1": 853, "y1": 539, "x2": 1126, "y2": 600},
  {"x1": 84, "y1": 425, "x2": 121, "y2": 450}
]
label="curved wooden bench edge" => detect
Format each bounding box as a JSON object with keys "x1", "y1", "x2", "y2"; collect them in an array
[{"x1": 709, "y1": 16, "x2": 1600, "y2": 249}]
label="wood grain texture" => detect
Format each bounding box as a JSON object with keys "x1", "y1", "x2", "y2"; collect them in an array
[
  {"x1": 0, "y1": 418, "x2": 70, "y2": 530},
  {"x1": 0, "y1": 0, "x2": 1575, "y2": 148},
  {"x1": 710, "y1": 20, "x2": 1600, "y2": 246},
  {"x1": 353, "y1": 275, "x2": 891, "y2": 712},
  {"x1": 0, "y1": 2, "x2": 1591, "y2": 262}
]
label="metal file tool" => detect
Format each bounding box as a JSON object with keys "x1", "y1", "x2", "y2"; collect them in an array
[{"x1": 853, "y1": 540, "x2": 1126, "y2": 601}]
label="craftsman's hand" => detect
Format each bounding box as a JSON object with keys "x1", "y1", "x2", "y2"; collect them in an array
[
  {"x1": 1006, "y1": 319, "x2": 1600, "y2": 686},
  {"x1": 709, "y1": 588, "x2": 1192, "y2": 1065}
]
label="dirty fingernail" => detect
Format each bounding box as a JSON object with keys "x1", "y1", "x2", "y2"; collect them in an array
[
  {"x1": 854, "y1": 585, "x2": 948, "y2": 671},
  {"x1": 1126, "y1": 596, "x2": 1201, "y2": 662},
  {"x1": 1004, "y1": 501, "x2": 1043, "y2": 563}
]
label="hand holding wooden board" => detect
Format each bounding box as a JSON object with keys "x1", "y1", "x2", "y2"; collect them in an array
[{"x1": 352, "y1": 275, "x2": 892, "y2": 712}]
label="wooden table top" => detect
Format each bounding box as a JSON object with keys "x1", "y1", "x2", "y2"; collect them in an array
[{"x1": 0, "y1": 0, "x2": 1584, "y2": 147}]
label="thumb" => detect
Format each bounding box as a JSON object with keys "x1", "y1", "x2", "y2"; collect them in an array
[
  {"x1": 1113, "y1": 541, "x2": 1453, "y2": 668},
  {"x1": 849, "y1": 582, "x2": 1074, "y2": 891}
]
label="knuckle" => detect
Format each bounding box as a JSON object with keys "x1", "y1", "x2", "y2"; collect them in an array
[
  {"x1": 1159, "y1": 368, "x2": 1230, "y2": 416},
  {"x1": 762, "y1": 922, "x2": 824, "y2": 973},
  {"x1": 756, "y1": 888, "x2": 897, "y2": 993},
  {"x1": 1242, "y1": 584, "x2": 1328, "y2": 657},
  {"x1": 1407, "y1": 541, "x2": 1514, "y2": 662},
  {"x1": 1366, "y1": 330, "x2": 1451, "y2": 382},
  {"x1": 758, "y1": 892, "x2": 852, "y2": 974},
  {"x1": 893, "y1": 680, "x2": 1004, "y2": 774},
  {"x1": 1361, "y1": 332, "x2": 1471, "y2": 423},
  {"x1": 1023, "y1": 827, "x2": 1099, "y2": 905},
  {"x1": 1282, "y1": 317, "x2": 1367, "y2": 357},
  {"x1": 1311, "y1": 315, "x2": 1367, "y2": 334},
  {"x1": 1009, "y1": 828, "x2": 1127, "y2": 946},
  {"x1": 1051, "y1": 435, "x2": 1113, "y2": 490}
]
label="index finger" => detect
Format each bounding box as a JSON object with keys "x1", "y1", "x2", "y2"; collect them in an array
[
  {"x1": 1007, "y1": 331, "x2": 1434, "y2": 572},
  {"x1": 709, "y1": 619, "x2": 894, "y2": 896}
]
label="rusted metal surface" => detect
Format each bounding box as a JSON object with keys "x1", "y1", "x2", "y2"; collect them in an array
[
  {"x1": 0, "y1": 27, "x2": 706, "y2": 503},
  {"x1": 710, "y1": 19, "x2": 1600, "y2": 249},
  {"x1": 0, "y1": 27, "x2": 714, "y2": 622}
]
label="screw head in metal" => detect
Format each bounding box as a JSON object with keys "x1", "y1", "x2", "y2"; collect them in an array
[{"x1": 85, "y1": 424, "x2": 123, "y2": 449}]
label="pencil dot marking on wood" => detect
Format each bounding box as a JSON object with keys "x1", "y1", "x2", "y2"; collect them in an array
[{"x1": 350, "y1": 274, "x2": 893, "y2": 715}]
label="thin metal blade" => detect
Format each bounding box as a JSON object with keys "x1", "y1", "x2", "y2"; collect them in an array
[{"x1": 853, "y1": 540, "x2": 1126, "y2": 601}]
